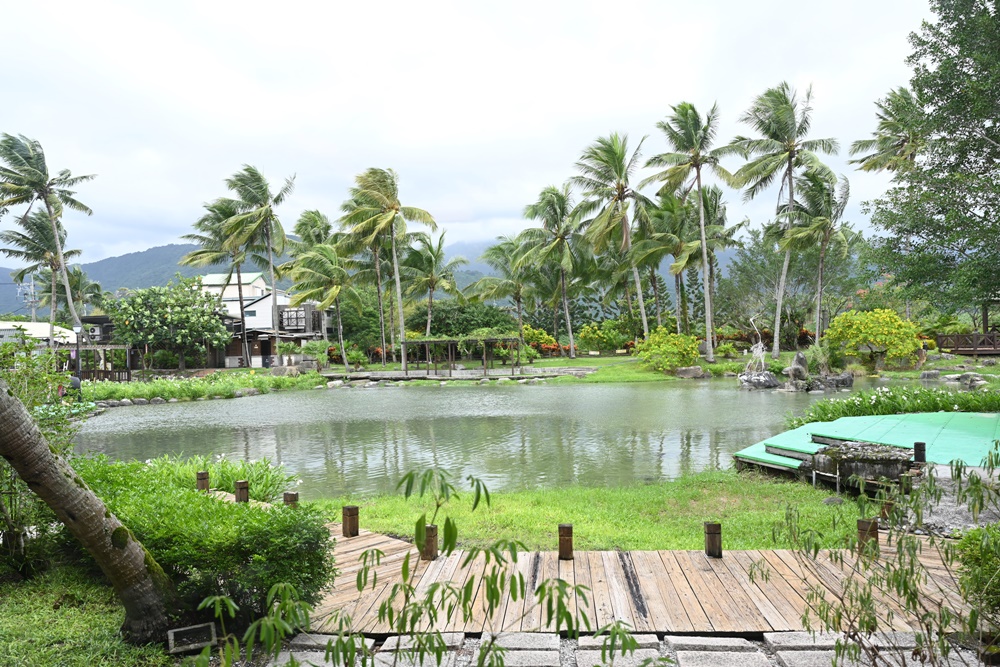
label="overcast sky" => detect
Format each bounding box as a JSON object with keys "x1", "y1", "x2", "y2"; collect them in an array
[{"x1": 2, "y1": 0, "x2": 928, "y2": 265}]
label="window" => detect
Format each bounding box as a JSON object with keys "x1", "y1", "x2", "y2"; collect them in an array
[{"x1": 244, "y1": 310, "x2": 256, "y2": 317}]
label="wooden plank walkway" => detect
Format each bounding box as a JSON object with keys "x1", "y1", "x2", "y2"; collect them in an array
[{"x1": 312, "y1": 524, "x2": 961, "y2": 635}]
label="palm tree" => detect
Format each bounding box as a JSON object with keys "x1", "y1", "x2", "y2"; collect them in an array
[
  {"x1": 777, "y1": 171, "x2": 851, "y2": 341},
  {"x1": 0, "y1": 209, "x2": 81, "y2": 345},
  {"x1": 293, "y1": 210, "x2": 333, "y2": 251},
  {"x1": 181, "y1": 199, "x2": 262, "y2": 367},
  {"x1": 0, "y1": 134, "x2": 94, "y2": 328},
  {"x1": 521, "y1": 184, "x2": 585, "y2": 358},
  {"x1": 572, "y1": 133, "x2": 653, "y2": 339},
  {"x1": 221, "y1": 166, "x2": 295, "y2": 345},
  {"x1": 731, "y1": 83, "x2": 839, "y2": 358},
  {"x1": 849, "y1": 87, "x2": 927, "y2": 174},
  {"x1": 643, "y1": 103, "x2": 738, "y2": 361},
  {"x1": 46, "y1": 266, "x2": 101, "y2": 317},
  {"x1": 468, "y1": 235, "x2": 534, "y2": 348},
  {"x1": 285, "y1": 243, "x2": 359, "y2": 374},
  {"x1": 400, "y1": 232, "x2": 467, "y2": 336},
  {"x1": 340, "y1": 168, "x2": 436, "y2": 372}
]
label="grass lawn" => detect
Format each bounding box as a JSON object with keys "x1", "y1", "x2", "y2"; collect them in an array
[{"x1": 315, "y1": 470, "x2": 859, "y2": 552}]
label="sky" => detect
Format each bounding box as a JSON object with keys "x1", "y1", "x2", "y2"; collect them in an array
[{"x1": 2, "y1": 0, "x2": 929, "y2": 265}]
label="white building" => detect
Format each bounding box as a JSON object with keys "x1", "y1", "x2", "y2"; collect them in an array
[{"x1": 0, "y1": 321, "x2": 76, "y2": 345}]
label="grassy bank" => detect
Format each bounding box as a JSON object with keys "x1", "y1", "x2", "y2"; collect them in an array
[
  {"x1": 787, "y1": 385, "x2": 1000, "y2": 428},
  {"x1": 316, "y1": 470, "x2": 858, "y2": 551},
  {"x1": 82, "y1": 368, "x2": 328, "y2": 402}
]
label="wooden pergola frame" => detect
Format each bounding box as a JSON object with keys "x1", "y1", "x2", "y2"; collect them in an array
[{"x1": 400, "y1": 337, "x2": 521, "y2": 377}]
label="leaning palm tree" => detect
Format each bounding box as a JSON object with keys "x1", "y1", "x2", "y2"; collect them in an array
[
  {"x1": 521, "y1": 184, "x2": 586, "y2": 358},
  {"x1": 340, "y1": 168, "x2": 436, "y2": 372},
  {"x1": 400, "y1": 232, "x2": 467, "y2": 336},
  {"x1": 572, "y1": 133, "x2": 653, "y2": 339},
  {"x1": 468, "y1": 235, "x2": 533, "y2": 347},
  {"x1": 284, "y1": 243, "x2": 359, "y2": 375},
  {"x1": 47, "y1": 265, "x2": 101, "y2": 318},
  {"x1": 0, "y1": 134, "x2": 94, "y2": 328},
  {"x1": 643, "y1": 103, "x2": 738, "y2": 361},
  {"x1": 0, "y1": 209, "x2": 80, "y2": 345},
  {"x1": 221, "y1": 165, "x2": 295, "y2": 343},
  {"x1": 731, "y1": 83, "x2": 839, "y2": 358},
  {"x1": 849, "y1": 87, "x2": 927, "y2": 174},
  {"x1": 292, "y1": 209, "x2": 333, "y2": 253}
]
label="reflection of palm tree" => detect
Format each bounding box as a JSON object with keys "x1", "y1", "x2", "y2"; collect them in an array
[
  {"x1": 0, "y1": 209, "x2": 80, "y2": 344},
  {"x1": 849, "y1": 87, "x2": 927, "y2": 174},
  {"x1": 732, "y1": 83, "x2": 838, "y2": 358},
  {"x1": 400, "y1": 232, "x2": 467, "y2": 336}
]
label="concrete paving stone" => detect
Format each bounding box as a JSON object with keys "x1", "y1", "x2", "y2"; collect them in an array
[
  {"x1": 374, "y1": 652, "x2": 459, "y2": 667},
  {"x1": 381, "y1": 633, "x2": 465, "y2": 651},
  {"x1": 492, "y1": 649, "x2": 560, "y2": 667},
  {"x1": 290, "y1": 632, "x2": 375, "y2": 651},
  {"x1": 487, "y1": 632, "x2": 560, "y2": 651},
  {"x1": 776, "y1": 650, "x2": 861, "y2": 667},
  {"x1": 269, "y1": 650, "x2": 328, "y2": 666},
  {"x1": 575, "y1": 648, "x2": 661, "y2": 667},
  {"x1": 870, "y1": 631, "x2": 917, "y2": 649},
  {"x1": 577, "y1": 634, "x2": 660, "y2": 650},
  {"x1": 675, "y1": 651, "x2": 772, "y2": 667},
  {"x1": 763, "y1": 631, "x2": 845, "y2": 651},
  {"x1": 665, "y1": 636, "x2": 756, "y2": 652}
]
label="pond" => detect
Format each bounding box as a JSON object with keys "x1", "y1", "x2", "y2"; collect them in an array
[{"x1": 74, "y1": 380, "x2": 872, "y2": 498}]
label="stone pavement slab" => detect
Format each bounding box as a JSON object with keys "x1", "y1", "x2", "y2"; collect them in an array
[
  {"x1": 763, "y1": 632, "x2": 844, "y2": 651},
  {"x1": 871, "y1": 631, "x2": 917, "y2": 649},
  {"x1": 270, "y1": 650, "x2": 328, "y2": 666},
  {"x1": 290, "y1": 633, "x2": 375, "y2": 651},
  {"x1": 374, "y1": 652, "x2": 459, "y2": 667},
  {"x1": 493, "y1": 649, "x2": 560, "y2": 667},
  {"x1": 666, "y1": 636, "x2": 756, "y2": 652},
  {"x1": 381, "y1": 633, "x2": 465, "y2": 651},
  {"x1": 576, "y1": 648, "x2": 660, "y2": 667},
  {"x1": 488, "y1": 633, "x2": 560, "y2": 651},
  {"x1": 675, "y1": 651, "x2": 771, "y2": 667},
  {"x1": 578, "y1": 634, "x2": 660, "y2": 650},
  {"x1": 776, "y1": 650, "x2": 860, "y2": 667}
]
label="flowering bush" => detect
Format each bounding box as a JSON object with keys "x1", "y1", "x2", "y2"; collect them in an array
[
  {"x1": 634, "y1": 328, "x2": 701, "y2": 373},
  {"x1": 577, "y1": 320, "x2": 632, "y2": 352},
  {"x1": 521, "y1": 324, "x2": 557, "y2": 349},
  {"x1": 824, "y1": 309, "x2": 921, "y2": 372}
]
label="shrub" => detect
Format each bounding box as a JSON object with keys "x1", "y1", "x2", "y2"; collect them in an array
[
  {"x1": 958, "y1": 524, "x2": 1000, "y2": 617},
  {"x1": 824, "y1": 309, "x2": 921, "y2": 372},
  {"x1": 715, "y1": 342, "x2": 738, "y2": 359},
  {"x1": 74, "y1": 456, "x2": 335, "y2": 625},
  {"x1": 521, "y1": 324, "x2": 557, "y2": 349},
  {"x1": 634, "y1": 328, "x2": 700, "y2": 372},
  {"x1": 577, "y1": 320, "x2": 632, "y2": 352}
]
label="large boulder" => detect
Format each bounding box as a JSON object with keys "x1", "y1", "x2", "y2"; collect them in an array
[
  {"x1": 270, "y1": 366, "x2": 300, "y2": 377},
  {"x1": 676, "y1": 366, "x2": 707, "y2": 379},
  {"x1": 738, "y1": 371, "x2": 780, "y2": 389},
  {"x1": 919, "y1": 370, "x2": 941, "y2": 380},
  {"x1": 783, "y1": 351, "x2": 809, "y2": 381},
  {"x1": 823, "y1": 372, "x2": 854, "y2": 389}
]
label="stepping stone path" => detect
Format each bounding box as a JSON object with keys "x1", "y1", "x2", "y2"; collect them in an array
[{"x1": 268, "y1": 631, "x2": 981, "y2": 667}]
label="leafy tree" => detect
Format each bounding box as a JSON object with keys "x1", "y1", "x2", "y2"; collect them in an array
[
  {"x1": 824, "y1": 308, "x2": 921, "y2": 372},
  {"x1": 634, "y1": 328, "x2": 701, "y2": 372},
  {"x1": 468, "y1": 235, "x2": 533, "y2": 346},
  {"x1": 732, "y1": 83, "x2": 839, "y2": 357},
  {"x1": 107, "y1": 277, "x2": 230, "y2": 371},
  {"x1": 0, "y1": 134, "x2": 94, "y2": 328},
  {"x1": 292, "y1": 209, "x2": 332, "y2": 251},
  {"x1": 400, "y1": 232, "x2": 467, "y2": 336},
  {"x1": 406, "y1": 300, "x2": 514, "y2": 338}
]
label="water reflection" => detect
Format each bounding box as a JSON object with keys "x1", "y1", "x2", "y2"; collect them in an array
[{"x1": 74, "y1": 381, "x2": 847, "y2": 498}]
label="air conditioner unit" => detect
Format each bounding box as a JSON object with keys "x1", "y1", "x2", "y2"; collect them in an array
[{"x1": 87, "y1": 325, "x2": 103, "y2": 340}]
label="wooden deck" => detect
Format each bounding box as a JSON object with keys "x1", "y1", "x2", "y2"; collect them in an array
[{"x1": 312, "y1": 525, "x2": 962, "y2": 636}]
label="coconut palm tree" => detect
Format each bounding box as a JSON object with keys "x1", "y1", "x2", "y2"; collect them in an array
[
  {"x1": 520, "y1": 184, "x2": 586, "y2": 358},
  {"x1": 731, "y1": 83, "x2": 839, "y2": 358},
  {"x1": 44, "y1": 265, "x2": 101, "y2": 318},
  {"x1": 0, "y1": 209, "x2": 81, "y2": 345},
  {"x1": 572, "y1": 133, "x2": 653, "y2": 339},
  {"x1": 468, "y1": 235, "x2": 533, "y2": 347},
  {"x1": 643, "y1": 103, "x2": 739, "y2": 361},
  {"x1": 340, "y1": 168, "x2": 436, "y2": 372},
  {"x1": 221, "y1": 166, "x2": 295, "y2": 344},
  {"x1": 285, "y1": 243, "x2": 359, "y2": 374},
  {"x1": 293, "y1": 209, "x2": 333, "y2": 251},
  {"x1": 849, "y1": 87, "x2": 927, "y2": 174},
  {"x1": 400, "y1": 232, "x2": 467, "y2": 336},
  {"x1": 0, "y1": 134, "x2": 94, "y2": 328}
]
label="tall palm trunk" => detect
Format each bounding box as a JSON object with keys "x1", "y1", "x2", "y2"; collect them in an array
[
  {"x1": 391, "y1": 228, "x2": 407, "y2": 372},
  {"x1": 235, "y1": 263, "x2": 250, "y2": 367},
  {"x1": 265, "y1": 223, "x2": 280, "y2": 356},
  {"x1": 387, "y1": 286, "x2": 397, "y2": 362},
  {"x1": 335, "y1": 296, "x2": 349, "y2": 375},
  {"x1": 49, "y1": 266, "x2": 57, "y2": 350},
  {"x1": 0, "y1": 381, "x2": 170, "y2": 643},
  {"x1": 650, "y1": 266, "x2": 662, "y2": 327},
  {"x1": 815, "y1": 232, "x2": 830, "y2": 342},
  {"x1": 695, "y1": 170, "x2": 715, "y2": 362},
  {"x1": 709, "y1": 254, "x2": 718, "y2": 348},
  {"x1": 771, "y1": 162, "x2": 795, "y2": 359},
  {"x1": 560, "y1": 269, "x2": 576, "y2": 359},
  {"x1": 515, "y1": 294, "x2": 525, "y2": 349},
  {"x1": 373, "y1": 249, "x2": 388, "y2": 366},
  {"x1": 679, "y1": 273, "x2": 690, "y2": 334},
  {"x1": 553, "y1": 308, "x2": 560, "y2": 355},
  {"x1": 425, "y1": 288, "x2": 434, "y2": 337},
  {"x1": 42, "y1": 200, "x2": 81, "y2": 327},
  {"x1": 674, "y1": 274, "x2": 684, "y2": 334},
  {"x1": 622, "y1": 216, "x2": 649, "y2": 339}
]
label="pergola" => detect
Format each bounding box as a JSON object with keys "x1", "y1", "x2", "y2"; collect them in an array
[{"x1": 400, "y1": 337, "x2": 521, "y2": 377}]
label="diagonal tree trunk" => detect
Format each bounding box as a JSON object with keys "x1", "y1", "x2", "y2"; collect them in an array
[
  {"x1": 49, "y1": 264, "x2": 58, "y2": 350},
  {"x1": 234, "y1": 263, "x2": 250, "y2": 367},
  {"x1": 622, "y1": 215, "x2": 649, "y2": 339},
  {"x1": 695, "y1": 170, "x2": 715, "y2": 362},
  {"x1": 560, "y1": 269, "x2": 576, "y2": 359},
  {"x1": 815, "y1": 232, "x2": 830, "y2": 343},
  {"x1": 771, "y1": 159, "x2": 795, "y2": 359},
  {"x1": 335, "y1": 296, "x2": 349, "y2": 375},
  {"x1": 42, "y1": 200, "x2": 81, "y2": 328},
  {"x1": 0, "y1": 380, "x2": 170, "y2": 642},
  {"x1": 391, "y1": 226, "x2": 407, "y2": 372},
  {"x1": 373, "y1": 247, "x2": 388, "y2": 366}
]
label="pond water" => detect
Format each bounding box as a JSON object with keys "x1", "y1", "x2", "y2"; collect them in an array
[{"x1": 74, "y1": 380, "x2": 873, "y2": 498}]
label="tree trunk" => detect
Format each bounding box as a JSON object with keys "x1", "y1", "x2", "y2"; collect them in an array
[
  {"x1": 695, "y1": 170, "x2": 715, "y2": 362},
  {"x1": 373, "y1": 247, "x2": 388, "y2": 366},
  {"x1": 622, "y1": 215, "x2": 649, "y2": 339},
  {"x1": 815, "y1": 234, "x2": 829, "y2": 343},
  {"x1": 266, "y1": 222, "x2": 280, "y2": 342},
  {"x1": 49, "y1": 266, "x2": 57, "y2": 350},
  {"x1": 560, "y1": 269, "x2": 576, "y2": 359},
  {"x1": 515, "y1": 295, "x2": 525, "y2": 349},
  {"x1": 235, "y1": 263, "x2": 250, "y2": 368},
  {"x1": 425, "y1": 289, "x2": 434, "y2": 337},
  {"x1": 674, "y1": 274, "x2": 683, "y2": 334},
  {"x1": 679, "y1": 272, "x2": 690, "y2": 335},
  {"x1": 336, "y1": 297, "x2": 349, "y2": 375},
  {"x1": 771, "y1": 163, "x2": 795, "y2": 359},
  {"x1": 553, "y1": 309, "x2": 561, "y2": 356},
  {"x1": 650, "y1": 266, "x2": 662, "y2": 328},
  {"x1": 391, "y1": 226, "x2": 407, "y2": 372},
  {"x1": 42, "y1": 200, "x2": 81, "y2": 328},
  {"x1": 387, "y1": 286, "x2": 397, "y2": 363},
  {"x1": 709, "y1": 255, "x2": 718, "y2": 348},
  {"x1": 0, "y1": 380, "x2": 171, "y2": 642}
]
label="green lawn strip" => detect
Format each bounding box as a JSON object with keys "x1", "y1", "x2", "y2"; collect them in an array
[
  {"x1": 0, "y1": 566, "x2": 175, "y2": 667},
  {"x1": 317, "y1": 470, "x2": 858, "y2": 551},
  {"x1": 81, "y1": 369, "x2": 328, "y2": 402}
]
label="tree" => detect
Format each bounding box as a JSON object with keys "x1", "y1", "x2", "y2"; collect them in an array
[
  {"x1": 292, "y1": 209, "x2": 333, "y2": 250},
  {"x1": 521, "y1": 184, "x2": 586, "y2": 358},
  {"x1": 848, "y1": 87, "x2": 928, "y2": 173},
  {"x1": 732, "y1": 83, "x2": 839, "y2": 358},
  {"x1": 400, "y1": 232, "x2": 467, "y2": 336},
  {"x1": 340, "y1": 168, "x2": 436, "y2": 372},
  {"x1": 221, "y1": 166, "x2": 295, "y2": 342},
  {"x1": 467, "y1": 235, "x2": 532, "y2": 347},
  {"x1": 0, "y1": 380, "x2": 170, "y2": 642},
  {"x1": 0, "y1": 134, "x2": 94, "y2": 328},
  {"x1": 643, "y1": 102, "x2": 737, "y2": 361},
  {"x1": 572, "y1": 133, "x2": 653, "y2": 339},
  {"x1": 42, "y1": 265, "x2": 102, "y2": 319},
  {"x1": 107, "y1": 277, "x2": 230, "y2": 371},
  {"x1": 0, "y1": 209, "x2": 80, "y2": 345}
]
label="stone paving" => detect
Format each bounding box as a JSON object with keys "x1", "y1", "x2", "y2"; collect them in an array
[{"x1": 268, "y1": 631, "x2": 982, "y2": 667}]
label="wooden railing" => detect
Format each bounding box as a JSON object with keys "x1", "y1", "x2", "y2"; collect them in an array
[
  {"x1": 937, "y1": 332, "x2": 1000, "y2": 352},
  {"x1": 79, "y1": 369, "x2": 132, "y2": 382}
]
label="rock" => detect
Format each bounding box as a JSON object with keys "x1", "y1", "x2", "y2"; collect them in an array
[
  {"x1": 517, "y1": 379, "x2": 528, "y2": 384},
  {"x1": 676, "y1": 366, "x2": 706, "y2": 379},
  {"x1": 738, "y1": 371, "x2": 780, "y2": 389},
  {"x1": 959, "y1": 372, "x2": 983, "y2": 384},
  {"x1": 270, "y1": 366, "x2": 300, "y2": 377},
  {"x1": 118, "y1": 398, "x2": 133, "y2": 406},
  {"x1": 983, "y1": 358, "x2": 997, "y2": 366},
  {"x1": 453, "y1": 364, "x2": 466, "y2": 371},
  {"x1": 94, "y1": 401, "x2": 108, "y2": 408},
  {"x1": 941, "y1": 374, "x2": 961, "y2": 381},
  {"x1": 479, "y1": 378, "x2": 491, "y2": 385},
  {"x1": 527, "y1": 379, "x2": 539, "y2": 385},
  {"x1": 823, "y1": 496, "x2": 844, "y2": 505},
  {"x1": 440, "y1": 381, "x2": 448, "y2": 386},
  {"x1": 919, "y1": 370, "x2": 940, "y2": 380},
  {"x1": 496, "y1": 378, "x2": 511, "y2": 384},
  {"x1": 723, "y1": 371, "x2": 738, "y2": 377},
  {"x1": 168, "y1": 398, "x2": 179, "y2": 403},
  {"x1": 973, "y1": 380, "x2": 990, "y2": 389},
  {"x1": 150, "y1": 397, "x2": 166, "y2": 405},
  {"x1": 234, "y1": 387, "x2": 261, "y2": 398},
  {"x1": 327, "y1": 380, "x2": 344, "y2": 388}
]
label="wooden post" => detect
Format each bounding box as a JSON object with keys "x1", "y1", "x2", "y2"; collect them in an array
[
  {"x1": 234, "y1": 480, "x2": 249, "y2": 503},
  {"x1": 704, "y1": 522, "x2": 722, "y2": 558},
  {"x1": 857, "y1": 518, "x2": 879, "y2": 549},
  {"x1": 342, "y1": 505, "x2": 359, "y2": 537},
  {"x1": 558, "y1": 524, "x2": 573, "y2": 560},
  {"x1": 880, "y1": 500, "x2": 895, "y2": 522},
  {"x1": 196, "y1": 471, "x2": 210, "y2": 492},
  {"x1": 283, "y1": 492, "x2": 299, "y2": 507},
  {"x1": 913, "y1": 441, "x2": 926, "y2": 464},
  {"x1": 421, "y1": 524, "x2": 438, "y2": 561}
]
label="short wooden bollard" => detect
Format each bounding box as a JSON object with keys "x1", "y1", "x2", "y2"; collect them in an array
[
  {"x1": 914, "y1": 441, "x2": 926, "y2": 464},
  {"x1": 342, "y1": 505, "x2": 359, "y2": 538},
  {"x1": 704, "y1": 522, "x2": 722, "y2": 558},
  {"x1": 858, "y1": 518, "x2": 879, "y2": 549},
  {"x1": 558, "y1": 524, "x2": 573, "y2": 560},
  {"x1": 283, "y1": 492, "x2": 299, "y2": 507},
  {"x1": 234, "y1": 480, "x2": 249, "y2": 503},
  {"x1": 196, "y1": 471, "x2": 210, "y2": 492},
  {"x1": 421, "y1": 524, "x2": 439, "y2": 561}
]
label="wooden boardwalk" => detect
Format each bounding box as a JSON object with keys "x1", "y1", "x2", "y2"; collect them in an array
[{"x1": 312, "y1": 524, "x2": 961, "y2": 635}]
